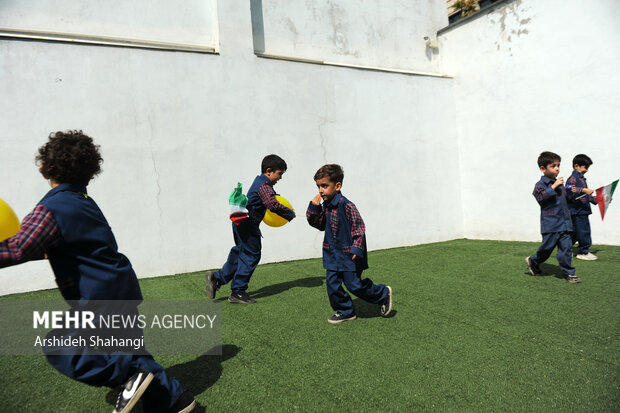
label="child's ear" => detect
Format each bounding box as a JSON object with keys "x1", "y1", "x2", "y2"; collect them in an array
[
  {"x1": 265, "y1": 168, "x2": 273, "y2": 174},
  {"x1": 539, "y1": 165, "x2": 546, "y2": 173},
  {"x1": 335, "y1": 182, "x2": 342, "y2": 191}
]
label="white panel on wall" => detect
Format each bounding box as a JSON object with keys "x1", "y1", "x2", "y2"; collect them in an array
[
  {"x1": 0, "y1": 0, "x2": 220, "y2": 52},
  {"x1": 252, "y1": 0, "x2": 448, "y2": 74}
]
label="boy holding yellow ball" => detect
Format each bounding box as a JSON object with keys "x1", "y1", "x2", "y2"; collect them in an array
[{"x1": 205, "y1": 154, "x2": 295, "y2": 304}]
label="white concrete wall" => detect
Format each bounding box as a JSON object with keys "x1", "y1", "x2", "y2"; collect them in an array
[
  {"x1": 254, "y1": 0, "x2": 445, "y2": 73},
  {"x1": 0, "y1": 1, "x2": 461, "y2": 294},
  {"x1": 440, "y1": 0, "x2": 620, "y2": 243}
]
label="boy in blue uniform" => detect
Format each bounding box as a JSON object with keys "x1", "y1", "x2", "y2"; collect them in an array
[
  {"x1": 525, "y1": 151, "x2": 581, "y2": 283},
  {"x1": 306, "y1": 164, "x2": 392, "y2": 324},
  {"x1": 566, "y1": 154, "x2": 598, "y2": 261},
  {"x1": 205, "y1": 154, "x2": 295, "y2": 304},
  {"x1": 0, "y1": 131, "x2": 195, "y2": 412}
]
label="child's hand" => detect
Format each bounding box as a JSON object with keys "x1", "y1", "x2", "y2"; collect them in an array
[
  {"x1": 583, "y1": 188, "x2": 594, "y2": 195},
  {"x1": 352, "y1": 254, "x2": 357, "y2": 261},
  {"x1": 311, "y1": 193, "x2": 322, "y2": 205},
  {"x1": 552, "y1": 177, "x2": 563, "y2": 189}
]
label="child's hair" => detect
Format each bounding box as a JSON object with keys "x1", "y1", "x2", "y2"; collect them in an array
[
  {"x1": 537, "y1": 151, "x2": 561, "y2": 168},
  {"x1": 36, "y1": 130, "x2": 103, "y2": 186},
  {"x1": 314, "y1": 164, "x2": 344, "y2": 184},
  {"x1": 572, "y1": 154, "x2": 593, "y2": 168},
  {"x1": 261, "y1": 154, "x2": 287, "y2": 173}
]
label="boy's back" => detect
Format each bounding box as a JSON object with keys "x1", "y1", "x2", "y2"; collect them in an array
[{"x1": 39, "y1": 183, "x2": 141, "y2": 301}]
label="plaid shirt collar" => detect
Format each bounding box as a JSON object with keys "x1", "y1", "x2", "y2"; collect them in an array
[{"x1": 326, "y1": 192, "x2": 342, "y2": 209}]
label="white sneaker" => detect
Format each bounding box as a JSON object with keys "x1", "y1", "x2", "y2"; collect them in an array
[{"x1": 575, "y1": 252, "x2": 598, "y2": 261}]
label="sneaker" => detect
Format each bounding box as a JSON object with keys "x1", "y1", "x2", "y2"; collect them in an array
[
  {"x1": 575, "y1": 252, "x2": 598, "y2": 261},
  {"x1": 168, "y1": 391, "x2": 196, "y2": 413},
  {"x1": 113, "y1": 369, "x2": 154, "y2": 413},
  {"x1": 380, "y1": 286, "x2": 393, "y2": 317},
  {"x1": 228, "y1": 291, "x2": 256, "y2": 304},
  {"x1": 525, "y1": 257, "x2": 542, "y2": 276},
  {"x1": 327, "y1": 313, "x2": 357, "y2": 324},
  {"x1": 565, "y1": 275, "x2": 582, "y2": 283},
  {"x1": 205, "y1": 271, "x2": 220, "y2": 299}
]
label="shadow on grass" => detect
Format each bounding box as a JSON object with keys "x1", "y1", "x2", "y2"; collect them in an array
[
  {"x1": 352, "y1": 298, "x2": 397, "y2": 319},
  {"x1": 524, "y1": 262, "x2": 571, "y2": 280},
  {"x1": 105, "y1": 344, "x2": 240, "y2": 412},
  {"x1": 249, "y1": 276, "x2": 323, "y2": 299}
]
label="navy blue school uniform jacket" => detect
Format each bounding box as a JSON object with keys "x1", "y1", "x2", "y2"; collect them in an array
[
  {"x1": 246, "y1": 174, "x2": 295, "y2": 225},
  {"x1": 39, "y1": 183, "x2": 142, "y2": 301},
  {"x1": 307, "y1": 193, "x2": 368, "y2": 272},
  {"x1": 532, "y1": 176, "x2": 573, "y2": 234},
  {"x1": 566, "y1": 170, "x2": 598, "y2": 215}
]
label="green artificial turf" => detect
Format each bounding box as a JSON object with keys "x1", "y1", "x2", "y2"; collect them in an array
[{"x1": 0, "y1": 239, "x2": 618, "y2": 412}]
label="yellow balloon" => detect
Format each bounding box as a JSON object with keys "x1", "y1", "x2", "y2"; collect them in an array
[
  {"x1": 0, "y1": 197, "x2": 20, "y2": 242},
  {"x1": 263, "y1": 195, "x2": 293, "y2": 227}
]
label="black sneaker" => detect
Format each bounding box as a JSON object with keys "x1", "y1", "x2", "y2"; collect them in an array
[
  {"x1": 565, "y1": 275, "x2": 582, "y2": 283},
  {"x1": 113, "y1": 369, "x2": 154, "y2": 413},
  {"x1": 525, "y1": 257, "x2": 542, "y2": 276},
  {"x1": 205, "y1": 271, "x2": 220, "y2": 299},
  {"x1": 168, "y1": 391, "x2": 196, "y2": 413},
  {"x1": 380, "y1": 286, "x2": 393, "y2": 317},
  {"x1": 327, "y1": 313, "x2": 357, "y2": 324},
  {"x1": 228, "y1": 291, "x2": 256, "y2": 304}
]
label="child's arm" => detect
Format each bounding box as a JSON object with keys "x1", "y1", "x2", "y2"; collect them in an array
[
  {"x1": 0, "y1": 205, "x2": 60, "y2": 268},
  {"x1": 532, "y1": 182, "x2": 558, "y2": 203},
  {"x1": 306, "y1": 194, "x2": 325, "y2": 230},
  {"x1": 344, "y1": 202, "x2": 365, "y2": 260},
  {"x1": 567, "y1": 175, "x2": 597, "y2": 203},
  {"x1": 258, "y1": 184, "x2": 295, "y2": 221}
]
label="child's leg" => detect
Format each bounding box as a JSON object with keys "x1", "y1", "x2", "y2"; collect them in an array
[
  {"x1": 342, "y1": 270, "x2": 389, "y2": 305},
  {"x1": 215, "y1": 223, "x2": 242, "y2": 285},
  {"x1": 230, "y1": 221, "x2": 261, "y2": 293},
  {"x1": 573, "y1": 215, "x2": 592, "y2": 254},
  {"x1": 530, "y1": 233, "x2": 558, "y2": 267},
  {"x1": 131, "y1": 355, "x2": 186, "y2": 412},
  {"x1": 325, "y1": 270, "x2": 355, "y2": 316},
  {"x1": 44, "y1": 329, "x2": 185, "y2": 412},
  {"x1": 556, "y1": 231, "x2": 576, "y2": 276}
]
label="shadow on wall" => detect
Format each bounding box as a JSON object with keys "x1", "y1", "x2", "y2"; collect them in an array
[{"x1": 250, "y1": 0, "x2": 265, "y2": 53}]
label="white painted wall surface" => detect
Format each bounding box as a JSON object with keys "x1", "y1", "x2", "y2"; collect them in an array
[
  {"x1": 254, "y1": 0, "x2": 445, "y2": 73},
  {"x1": 0, "y1": 0, "x2": 220, "y2": 50},
  {"x1": 440, "y1": 0, "x2": 620, "y2": 244},
  {"x1": 0, "y1": 1, "x2": 460, "y2": 294}
]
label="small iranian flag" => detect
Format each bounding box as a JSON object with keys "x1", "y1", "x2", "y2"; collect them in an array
[
  {"x1": 596, "y1": 179, "x2": 618, "y2": 220},
  {"x1": 229, "y1": 182, "x2": 249, "y2": 225}
]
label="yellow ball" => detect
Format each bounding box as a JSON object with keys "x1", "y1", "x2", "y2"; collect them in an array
[
  {"x1": 0, "y1": 197, "x2": 20, "y2": 242},
  {"x1": 263, "y1": 195, "x2": 293, "y2": 227}
]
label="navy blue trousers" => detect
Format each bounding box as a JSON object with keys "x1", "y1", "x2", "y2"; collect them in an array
[
  {"x1": 530, "y1": 231, "x2": 575, "y2": 276},
  {"x1": 571, "y1": 215, "x2": 592, "y2": 254},
  {"x1": 325, "y1": 270, "x2": 388, "y2": 317},
  {"x1": 215, "y1": 220, "x2": 262, "y2": 293},
  {"x1": 44, "y1": 342, "x2": 184, "y2": 412}
]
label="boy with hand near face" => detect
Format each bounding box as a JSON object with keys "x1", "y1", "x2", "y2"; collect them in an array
[
  {"x1": 525, "y1": 151, "x2": 581, "y2": 283},
  {"x1": 566, "y1": 154, "x2": 598, "y2": 261},
  {"x1": 306, "y1": 164, "x2": 392, "y2": 324},
  {"x1": 205, "y1": 154, "x2": 295, "y2": 304}
]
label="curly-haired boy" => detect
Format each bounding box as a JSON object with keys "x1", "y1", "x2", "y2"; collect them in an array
[{"x1": 0, "y1": 131, "x2": 195, "y2": 412}]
